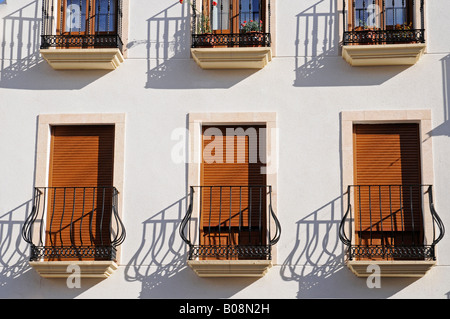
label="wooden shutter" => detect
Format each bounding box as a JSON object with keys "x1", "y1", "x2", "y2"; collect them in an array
[
  {"x1": 353, "y1": 123, "x2": 423, "y2": 251},
  {"x1": 201, "y1": 125, "x2": 266, "y2": 258},
  {"x1": 46, "y1": 125, "x2": 115, "y2": 260}
]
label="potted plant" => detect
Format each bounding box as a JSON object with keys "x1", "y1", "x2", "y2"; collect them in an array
[
  {"x1": 240, "y1": 20, "x2": 263, "y2": 47},
  {"x1": 391, "y1": 22, "x2": 414, "y2": 44}
]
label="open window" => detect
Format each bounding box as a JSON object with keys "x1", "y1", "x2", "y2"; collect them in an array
[
  {"x1": 341, "y1": 0, "x2": 426, "y2": 66},
  {"x1": 40, "y1": 0, "x2": 128, "y2": 69},
  {"x1": 187, "y1": 0, "x2": 273, "y2": 69}
]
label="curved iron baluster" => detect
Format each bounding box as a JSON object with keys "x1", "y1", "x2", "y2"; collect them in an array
[
  {"x1": 268, "y1": 186, "x2": 281, "y2": 246},
  {"x1": 21, "y1": 188, "x2": 43, "y2": 245},
  {"x1": 427, "y1": 186, "x2": 445, "y2": 248},
  {"x1": 338, "y1": 186, "x2": 352, "y2": 248},
  {"x1": 179, "y1": 187, "x2": 194, "y2": 246},
  {"x1": 110, "y1": 187, "x2": 126, "y2": 247}
]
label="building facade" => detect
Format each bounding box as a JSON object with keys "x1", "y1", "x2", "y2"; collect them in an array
[{"x1": 1, "y1": 0, "x2": 450, "y2": 300}]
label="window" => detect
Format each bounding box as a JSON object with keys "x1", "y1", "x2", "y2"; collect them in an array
[
  {"x1": 208, "y1": 0, "x2": 264, "y2": 34},
  {"x1": 189, "y1": 0, "x2": 273, "y2": 69},
  {"x1": 193, "y1": 0, "x2": 270, "y2": 46},
  {"x1": 40, "y1": 0, "x2": 127, "y2": 70},
  {"x1": 22, "y1": 114, "x2": 126, "y2": 278},
  {"x1": 200, "y1": 125, "x2": 267, "y2": 260},
  {"x1": 352, "y1": 0, "x2": 413, "y2": 30},
  {"x1": 60, "y1": 0, "x2": 117, "y2": 36},
  {"x1": 339, "y1": 111, "x2": 445, "y2": 277},
  {"x1": 180, "y1": 112, "x2": 280, "y2": 277},
  {"x1": 44, "y1": 125, "x2": 117, "y2": 261},
  {"x1": 352, "y1": 123, "x2": 423, "y2": 259},
  {"x1": 341, "y1": 0, "x2": 425, "y2": 66}
]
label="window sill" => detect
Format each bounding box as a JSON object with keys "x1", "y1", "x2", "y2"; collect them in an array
[
  {"x1": 40, "y1": 48, "x2": 124, "y2": 70},
  {"x1": 191, "y1": 47, "x2": 272, "y2": 69},
  {"x1": 29, "y1": 261, "x2": 118, "y2": 279},
  {"x1": 187, "y1": 260, "x2": 272, "y2": 277},
  {"x1": 342, "y1": 43, "x2": 426, "y2": 66},
  {"x1": 346, "y1": 260, "x2": 436, "y2": 277}
]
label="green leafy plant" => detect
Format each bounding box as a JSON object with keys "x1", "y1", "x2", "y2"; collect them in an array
[{"x1": 241, "y1": 20, "x2": 262, "y2": 33}]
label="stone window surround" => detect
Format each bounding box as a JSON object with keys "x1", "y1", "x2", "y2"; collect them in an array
[
  {"x1": 31, "y1": 113, "x2": 126, "y2": 278},
  {"x1": 186, "y1": 112, "x2": 278, "y2": 275},
  {"x1": 340, "y1": 109, "x2": 437, "y2": 277}
]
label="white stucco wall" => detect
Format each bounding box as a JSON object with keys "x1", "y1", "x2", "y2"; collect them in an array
[{"x1": 0, "y1": 0, "x2": 450, "y2": 299}]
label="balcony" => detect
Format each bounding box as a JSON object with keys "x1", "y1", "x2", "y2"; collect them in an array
[
  {"x1": 40, "y1": 0, "x2": 124, "y2": 70},
  {"x1": 22, "y1": 187, "x2": 126, "y2": 278},
  {"x1": 188, "y1": 0, "x2": 273, "y2": 69},
  {"x1": 179, "y1": 186, "x2": 281, "y2": 277},
  {"x1": 341, "y1": 0, "x2": 426, "y2": 66},
  {"x1": 339, "y1": 185, "x2": 445, "y2": 277}
]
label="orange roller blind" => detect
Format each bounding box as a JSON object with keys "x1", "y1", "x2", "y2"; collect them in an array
[
  {"x1": 46, "y1": 125, "x2": 115, "y2": 260},
  {"x1": 353, "y1": 123, "x2": 423, "y2": 237},
  {"x1": 200, "y1": 125, "x2": 267, "y2": 257}
]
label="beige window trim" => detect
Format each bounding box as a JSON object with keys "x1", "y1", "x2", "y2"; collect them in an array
[
  {"x1": 187, "y1": 112, "x2": 278, "y2": 277},
  {"x1": 31, "y1": 113, "x2": 126, "y2": 279},
  {"x1": 340, "y1": 110, "x2": 436, "y2": 277}
]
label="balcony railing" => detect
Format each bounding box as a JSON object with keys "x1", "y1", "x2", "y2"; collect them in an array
[
  {"x1": 190, "y1": 0, "x2": 271, "y2": 48},
  {"x1": 342, "y1": 0, "x2": 425, "y2": 45},
  {"x1": 179, "y1": 186, "x2": 281, "y2": 260},
  {"x1": 40, "y1": 0, "x2": 123, "y2": 52},
  {"x1": 339, "y1": 185, "x2": 445, "y2": 261},
  {"x1": 22, "y1": 187, "x2": 126, "y2": 261}
]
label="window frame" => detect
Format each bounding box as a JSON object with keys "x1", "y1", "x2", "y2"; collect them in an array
[
  {"x1": 33, "y1": 113, "x2": 126, "y2": 264},
  {"x1": 188, "y1": 112, "x2": 278, "y2": 263},
  {"x1": 58, "y1": 0, "x2": 119, "y2": 36},
  {"x1": 340, "y1": 110, "x2": 436, "y2": 264}
]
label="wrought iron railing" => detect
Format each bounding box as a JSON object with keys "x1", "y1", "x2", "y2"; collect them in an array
[
  {"x1": 22, "y1": 187, "x2": 125, "y2": 261},
  {"x1": 40, "y1": 0, "x2": 123, "y2": 51},
  {"x1": 342, "y1": 0, "x2": 425, "y2": 45},
  {"x1": 189, "y1": 0, "x2": 271, "y2": 48},
  {"x1": 179, "y1": 186, "x2": 281, "y2": 260},
  {"x1": 339, "y1": 185, "x2": 445, "y2": 260}
]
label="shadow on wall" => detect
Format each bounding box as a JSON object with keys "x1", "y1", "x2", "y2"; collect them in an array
[
  {"x1": 142, "y1": 1, "x2": 258, "y2": 90},
  {"x1": 124, "y1": 194, "x2": 261, "y2": 299},
  {"x1": 124, "y1": 195, "x2": 189, "y2": 298},
  {"x1": 280, "y1": 195, "x2": 418, "y2": 298},
  {"x1": 0, "y1": 197, "x2": 109, "y2": 298},
  {"x1": 0, "y1": 200, "x2": 33, "y2": 297},
  {"x1": 0, "y1": 0, "x2": 112, "y2": 90},
  {"x1": 293, "y1": 0, "x2": 409, "y2": 87},
  {"x1": 429, "y1": 54, "x2": 450, "y2": 137}
]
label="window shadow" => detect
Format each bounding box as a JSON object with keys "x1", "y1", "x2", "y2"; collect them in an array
[
  {"x1": 0, "y1": 200, "x2": 33, "y2": 297},
  {"x1": 428, "y1": 54, "x2": 450, "y2": 137},
  {"x1": 0, "y1": 0, "x2": 113, "y2": 90},
  {"x1": 123, "y1": 196, "x2": 190, "y2": 298},
  {"x1": 293, "y1": 0, "x2": 410, "y2": 87},
  {"x1": 280, "y1": 195, "x2": 419, "y2": 298},
  {"x1": 124, "y1": 194, "x2": 262, "y2": 298},
  {"x1": 143, "y1": 2, "x2": 259, "y2": 90}
]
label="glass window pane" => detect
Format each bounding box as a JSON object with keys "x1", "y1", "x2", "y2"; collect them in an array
[
  {"x1": 95, "y1": 0, "x2": 116, "y2": 32},
  {"x1": 354, "y1": 0, "x2": 380, "y2": 28},
  {"x1": 65, "y1": 0, "x2": 86, "y2": 32},
  {"x1": 240, "y1": 0, "x2": 261, "y2": 24},
  {"x1": 212, "y1": 0, "x2": 229, "y2": 31},
  {"x1": 385, "y1": 0, "x2": 407, "y2": 26}
]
